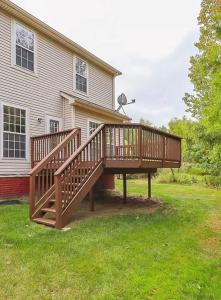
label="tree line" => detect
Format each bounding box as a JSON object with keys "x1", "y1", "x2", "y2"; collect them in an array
[{"x1": 142, "y1": 0, "x2": 221, "y2": 176}]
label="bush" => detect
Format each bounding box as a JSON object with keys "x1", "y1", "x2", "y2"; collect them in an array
[
  {"x1": 154, "y1": 173, "x2": 176, "y2": 184},
  {"x1": 203, "y1": 175, "x2": 221, "y2": 188},
  {"x1": 176, "y1": 173, "x2": 197, "y2": 185},
  {"x1": 155, "y1": 172, "x2": 202, "y2": 185},
  {"x1": 155, "y1": 170, "x2": 221, "y2": 188},
  {"x1": 126, "y1": 173, "x2": 147, "y2": 179},
  {"x1": 118, "y1": 164, "x2": 221, "y2": 188},
  {"x1": 174, "y1": 163, "x2": 205, "y2": 175}
]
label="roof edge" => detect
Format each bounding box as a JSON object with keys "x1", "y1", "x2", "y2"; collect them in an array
[
  {"x1": 1, "y1": 0, "x2": 122, "y2": 76},
  {"x1": 60, "y1": 92, "x2": 131, "y2": 122}
]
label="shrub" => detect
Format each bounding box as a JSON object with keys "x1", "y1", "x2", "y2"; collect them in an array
[
  {"x1": 203, "y1": 175, "x2": 221, "y2": 188},
  {"x1": 155, "y1": 173, "x2": 175, "y2": 184},
  {"x1": 155, "y1": 172, "x2": 202, "y2": 185},
  {"x1": 126, "y1": 173, "x2": 147, "y2": 179}
]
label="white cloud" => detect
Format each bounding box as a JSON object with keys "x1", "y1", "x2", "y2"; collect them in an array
[
  {"x1": 12, "y1": 0, "x2": 201, "y2": 125},
  {"x1": 118, "y1": 32, "x2": 199, "y2": 125}
]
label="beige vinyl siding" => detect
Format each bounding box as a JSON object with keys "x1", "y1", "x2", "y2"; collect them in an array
[
  {"x1": 62, "y1": 98, "x2": 73, "y2": 129},
  {"x1": 74, "y1": 107, "x2": 122, "y2": 142},
  {"x1": 0, "y1": 11, "x2": 114, "y2": 176},
  {"x1": 88, "y1": 65, "x2": 113, "y2": 109}
]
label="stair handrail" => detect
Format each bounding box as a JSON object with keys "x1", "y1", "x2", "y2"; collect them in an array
[
  {"x1": 31, "y1": 128, "x2": 73, "y2": 139},
  {"x1": 54, "y1": 124, "x2": 105, "y2": 227},
  {"x1": 54, "y1": 124, "x2": 105, "y2": 176}
]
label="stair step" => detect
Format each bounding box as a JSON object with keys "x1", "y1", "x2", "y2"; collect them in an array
[
  {"x1": 42, "y1": 207, "x2": 56, "y2": 213},
  {"x1": 34, "y1": 218, "x2": 56, "y2": 227},
  {"x1": 49, "y1": 198, "x2": 56, "y2": 203}
]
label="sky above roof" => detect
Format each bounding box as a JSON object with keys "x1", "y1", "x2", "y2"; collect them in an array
[{"x1": 12, "y1": 0, "x2": 201, "y2": 126}]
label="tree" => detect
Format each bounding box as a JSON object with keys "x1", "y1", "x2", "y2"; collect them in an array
[
  {"x1": 183, "y1": 0, "x2": 221, "y2": 175},
  {"x1": 140, "y1": 118, "x2": 153, "y2": 127},
  {"x1": 168, "y1": 117, "x2": 197, "y2": 162},
  {"x1": 183, "y1": 0, "x2": 221, "y2": 119}
]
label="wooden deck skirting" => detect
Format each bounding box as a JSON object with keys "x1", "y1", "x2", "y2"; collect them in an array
[{"x1": 30, "y1": 123, "x2": 181, "y2": 228}]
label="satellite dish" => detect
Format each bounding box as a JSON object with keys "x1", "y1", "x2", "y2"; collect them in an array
[
  {"x1": 116, "y1": 93, "x2": 136, "y2": 114},
  {"x1": 117, "y1": 93, "x2": 128, "y2": 106}
]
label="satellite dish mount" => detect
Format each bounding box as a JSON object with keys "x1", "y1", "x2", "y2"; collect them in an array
[{"x1": 116, "y1": 93, "x2": 136, "y2": 115}]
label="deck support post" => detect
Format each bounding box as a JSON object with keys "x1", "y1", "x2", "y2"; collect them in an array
[
  {"x1": 89, "y1": 188, "x2": 95, "y2": 211},
  {"x1": 123, "y1": 173, "x2": 127, "y2": 204},
  {"x1": 148, "y1": 173, "x2": 152, "y2": 200}
]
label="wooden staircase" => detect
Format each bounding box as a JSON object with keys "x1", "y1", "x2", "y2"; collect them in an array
[
  {"x1": 30, "y1": 123, "x2": 181, "y2": 229},
  {"x1": 33, "y1": 163, "x2": 104, "y2": 228},
  {"x1": 30, "y1": 125, "x2": 105, "y2": 229}
]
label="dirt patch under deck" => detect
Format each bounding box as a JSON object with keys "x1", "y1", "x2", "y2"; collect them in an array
[{"x1": 70, "y1": 193, "x2": 166, "y2": 222}]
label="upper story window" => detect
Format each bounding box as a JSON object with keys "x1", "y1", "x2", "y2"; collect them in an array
[
  {"x1": 75, "y1": 57, "x2": 88, "y2": 94},
  {"x1": 14, "y1": 23, "x2": 35, "y2": 72}
]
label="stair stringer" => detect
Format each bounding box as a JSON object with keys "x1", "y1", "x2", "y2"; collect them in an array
[
  {"x1": 56, "y1": 162, "x2": 103, "y2": 229},
  {"x1": 31, "y1": 185, "x2": 55, "y2": 219}
]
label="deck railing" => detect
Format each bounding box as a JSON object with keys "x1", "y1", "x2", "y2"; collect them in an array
[
  {"x1": 104, "y1": 124, "x2": 181, "y2": 165},
  {"x1": 30, "y1": 123, "x2": 181, "y2": 228},
  {"x1": 31, "y1": 129, "x2": 74, "y2": 167},
  {"x1": 30, "y1": 124, "x2": 181, "y2": 168}
]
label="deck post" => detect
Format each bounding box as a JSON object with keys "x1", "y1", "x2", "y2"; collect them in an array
[
  {"x1": 29, "y1": 175, "x2": 35, "y2": 219},
  {"x1": 162, "y1": 136, "x2": 165, "y2": 167},
  {"x1": 102, "y1": 126, "x2": 106, "y2": 164},
  {"x1": 89, "y1": 187, "x2": 95, "y2": 211},
  {"x1": 148, "y1": 173, "x2": 151, "y2": 200},
  {"x1": 30, "y1": 137, "x2": 34, "y2": 168},
  {"x1": 138, "y1": 125, "x2": 142, "y2": 166},
  {"x1": 123, "y1": 173, "x2": 127, "y2": 204},
  {"x1": 55, "y1": 174, "x2": 63, "y2": 229}
]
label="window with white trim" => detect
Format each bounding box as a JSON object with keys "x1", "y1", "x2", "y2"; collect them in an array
[
  {"x1": 3, "y1": 105, "x2": 26, "y2": 158},
  {"x1": 15, "y1": 23, "x2": 35, "y2": 72},
  {"x1": 75, "y1": 58, "x2": 88, "y2": 93},
  {"x1": 49, "y1": 119, "x2": 60, "y2": 134},
  {"x1": 88, "y1": 120, "x2": 100, "y2": 136}
]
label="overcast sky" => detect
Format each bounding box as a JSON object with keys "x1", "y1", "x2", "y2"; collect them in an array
[{"x1": 12, "y1": 0, "x2": 201, "y2": 126}]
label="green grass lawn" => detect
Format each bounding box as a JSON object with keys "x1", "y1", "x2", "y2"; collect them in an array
[{"x1": 0, "y1": 181, "x2": 221, "y2": 299}]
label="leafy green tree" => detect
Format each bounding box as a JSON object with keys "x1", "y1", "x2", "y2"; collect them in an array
[
  {"x1": 168, "y1": 117, "x2": 197, "y2": 162},
  {"x1": 183, "y1": 0, "x2": 221, "y2": 174},
  {"x1": 140, "y1": 118, "x2": 153, "y2": 127},
  {"x1": 183, "y1": 0, "x2": 221, "y2": 119}
]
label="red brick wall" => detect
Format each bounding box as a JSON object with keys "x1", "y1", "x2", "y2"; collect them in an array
[
  {"x1": 0, "y1": 177, "x2": 29, "y2": 199},
  {"x1": 95, "y1": 174, "x2": 115, "y2": 191},
  {"x1": 0, "y1": 175, "x2": 113, "y2": 199}
]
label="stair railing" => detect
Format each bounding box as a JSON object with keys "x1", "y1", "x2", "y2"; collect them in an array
[
  {"x1": 29, "y1": 128, "x2": 81, "y2": 218},
  {"x1": 54, "y1": 124, "x2": 105, "y2": 228}
]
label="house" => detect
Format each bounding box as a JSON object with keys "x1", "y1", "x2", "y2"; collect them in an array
[
  {"x1": 0, "y1": 1, "x2": 181, "y2": 228},
  {"x1": 0, "y1": 0, "x2": 130, "y2": 199}
]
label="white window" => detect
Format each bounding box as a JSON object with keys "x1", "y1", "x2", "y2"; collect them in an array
[
  {"x1": 2, "y1": 105, "x2": 26, "y2": 159},
  {"x1": 49, "y1": 119, "x2": 60, "y2": 134},
  {"x1": 46, "y1": 116, "x2": 62, "y2": 134},
  {"x1": 75, "y1": 57, "x2": 88, "y2": 94},
  {"x1": 14, "y1": 23, "x2": 35, "y2": 72},
  {"x1": 88, "y1": 120, "x2": 100, "y2": 136}
]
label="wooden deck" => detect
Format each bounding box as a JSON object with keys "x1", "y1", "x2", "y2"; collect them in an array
[{"x1": 30, "y1": 123, "x2": 181, "y2": 229}]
